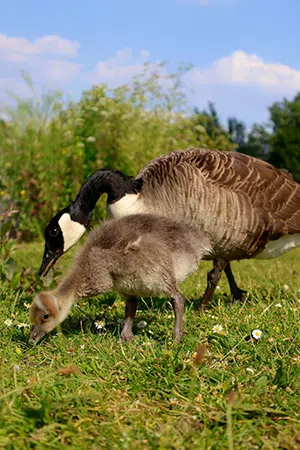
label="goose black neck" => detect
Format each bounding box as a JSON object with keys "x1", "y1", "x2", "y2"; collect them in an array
[{"x1": 69, "y1": 169, "x2": 143, "y2": 226}]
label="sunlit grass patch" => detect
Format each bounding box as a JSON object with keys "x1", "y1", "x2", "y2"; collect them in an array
[{"x1": 0, "y1": 244, "x2": 299, "y2": 449}]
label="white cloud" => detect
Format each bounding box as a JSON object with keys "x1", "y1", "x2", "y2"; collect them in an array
[
  {"x1": 33, "y1": 36, "x2": 80, "y2": 57},
  {"x1": 186, "y1": 51, "x2": 300, "y2": 92},
  {"x1": 0, "y1": 33, "x2": 80, "y2": 61},
  {"x1": 0, "y1": 33, "x2": 81, "y2": 105},
  {"x1": 91, "y1": 48, "x2": 154, "y2": 85},
  {"x1": 92, "y1": 48, "x2": 300, "y2": 95},
  {"x1": 1, "y1": 37, "x2": 300, "y2": 127},
  {"x1": 34, "y1": 59, "x2": 81, "y2": 83},
  {"x1": 87, "y1": 48, "x2": 300, "y2": 126}
]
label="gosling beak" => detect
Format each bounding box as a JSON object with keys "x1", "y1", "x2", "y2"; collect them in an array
[
  {"x1": 28, "y1": 325, "x2": 46, "y2": 345},
  {"x1": 38, "y1": 247, "x2": 62, "y2": 277}
]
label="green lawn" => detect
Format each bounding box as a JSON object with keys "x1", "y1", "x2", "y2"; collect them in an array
[{"x1": 0, "y1": 242, "x2": 299, "y2": 449}]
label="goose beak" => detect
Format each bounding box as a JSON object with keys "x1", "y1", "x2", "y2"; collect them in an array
[
  {"x1": 38, "y1": 248, "x2": 62, "y2": 276},
  {"x1": 28, "y1": 325, "x2": 45, "y2": 345}
]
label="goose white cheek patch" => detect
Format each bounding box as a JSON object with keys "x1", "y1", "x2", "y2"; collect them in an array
[{"x1": 58, "y1": 213, "x2": 86, "y2": 252}]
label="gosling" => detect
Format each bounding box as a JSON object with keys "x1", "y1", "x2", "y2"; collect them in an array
[{"x1": 29, "y1": 214, "x2": 211, "y2": 345}]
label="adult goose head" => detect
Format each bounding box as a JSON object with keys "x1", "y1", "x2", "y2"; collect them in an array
[
  {"x1": 39, "y1": 170, "x2": 142, "y2": 275},
  {"x1": 39, "y1": 148, "x2": 300, "y2": 307}
]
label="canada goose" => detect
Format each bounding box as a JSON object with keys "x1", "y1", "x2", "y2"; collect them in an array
[
  {"x1": 29, "y1": 214, "x2": 212, "y2": 345},
  {"x1": 39, "y1": 148, "x2": 300, "y2": 308}
]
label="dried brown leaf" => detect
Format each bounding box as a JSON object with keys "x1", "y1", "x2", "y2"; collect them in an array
[
  {"x1": 194, "y1": 344, "x2": 206, "y2": 365},
  {"x1": 56, "y1": 365, "x2": 80, "y2": 376},
  {"x1": 228, "y1": 390, "x2": 236, "y2": 405}
]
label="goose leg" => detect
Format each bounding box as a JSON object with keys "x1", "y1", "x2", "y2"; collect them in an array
[
  {"x1": 199, "y1": 259, "x2": 228, "y2": 310},
  {"x1": 120, "y1": 296, "x2": 138, "y2": 341},
  {"x1": 224, "y1": 264, "x2": 247, "y2": 302},
  {"x1": 170, "y1": 292, "x2": 185, "y2": 343}
]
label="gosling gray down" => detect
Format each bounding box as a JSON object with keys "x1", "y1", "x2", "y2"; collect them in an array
[{"x1": 29, "y1": 214, "x2": 212, "y2": 345}]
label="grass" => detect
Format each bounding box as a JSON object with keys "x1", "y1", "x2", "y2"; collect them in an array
[{"x1": 0, "y1": 242, "x2": 300, "y2": 449}]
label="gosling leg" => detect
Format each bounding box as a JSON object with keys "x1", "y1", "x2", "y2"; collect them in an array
[
  {"x1": 120, "y1": 296, "x2": 138, "y2": 341},
  {"x1": 170, "y1": 292, "x2": 185, "y2": 343}
]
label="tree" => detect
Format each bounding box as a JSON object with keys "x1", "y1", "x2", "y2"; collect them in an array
[
  {"x1": 227, "y1": 117, "x2": 271, "y2": 159},
  {"x1": 192, "y1": 103, "x2": 234, "y2": 151},
  {"x1": 268, "y1": 93, "x2": 300, "y2": 181},
  {"x1": 228, "y1": 117, "x2": 247, "y2": 148}
]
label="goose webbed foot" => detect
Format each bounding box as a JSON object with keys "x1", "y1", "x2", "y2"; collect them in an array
[
  {"x1": 120, "y1": 332, "x2": 133, "y2": 341},
  {"x1": 231, "y1": 287, "x2": 247, "y2": 303}
]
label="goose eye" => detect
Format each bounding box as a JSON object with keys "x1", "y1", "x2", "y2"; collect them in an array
[
  {"x1": 43, "y1": 314, "x2": 49, "y2": 320},
  {"x1": 50, "y1": 227, "x2": 59, "y2": 237}
]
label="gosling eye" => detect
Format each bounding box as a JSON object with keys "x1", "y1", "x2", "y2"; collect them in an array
[
  {"x1": 49, "y1": 227, "x2": 59, "y2": 237},
  {"x1": 43, "y1": 313, "x2": 49, "y2": 320}
]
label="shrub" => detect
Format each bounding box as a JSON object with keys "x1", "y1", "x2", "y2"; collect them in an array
[{"x1": 0, "y1": 65, "x2": 234, "y2": 238}]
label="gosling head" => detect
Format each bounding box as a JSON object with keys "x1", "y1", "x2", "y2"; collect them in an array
[
  {"x1": 38, "y1": 207, "x2": 86, "y2": 277},
  {"x1": 29, "y1": 292, "x2": 59, "y2": 345}
]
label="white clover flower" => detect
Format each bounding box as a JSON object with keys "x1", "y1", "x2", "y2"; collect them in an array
[
  {"x1": 94, "y1": 320, "x2": 105, "y2": 330},
  {"x1": 252, "y1": 329, "x2": 263, "y2": 340},
  {"x1": 283, "y1": 284, "x2": 289, "y2": 291},
  {"x1": 137, "y1": 320, "x2": 147, "y2": 329},
  {"x1": 275, "y1": 303, "x2": 282, "y2": 308},
  {"x1": 4, "y1": 319, "x2": 13, "y2": 327},
  {"x1": 80, "y1": 345, "x2": 85, "y2": 350},
  {"x1": 213, "y1": 324, "x2": 223, "y2": 333},
  {"x1": 86, "y1": 136, "x2": 96, "y2": 143},
  {"x1": 17, "y1": 323, "x2": 30, "y2": 329},
  {"x1": 246, "y1": 367, "x2": 255, "y2": 375}
]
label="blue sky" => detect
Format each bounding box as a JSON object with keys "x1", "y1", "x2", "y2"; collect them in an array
[{"x1": 1, "y1": 0, "x2": 300, "y2": 127}]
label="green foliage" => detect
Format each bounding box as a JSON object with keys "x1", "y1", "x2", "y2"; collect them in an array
[
  {"x1": 0, "y1": 209, "x2": 61, "y2": 293},
  {"x1": 228, "y1": 117, "x2": 271, "y2": 160},
  {"x1": 268, "y1": 93, "x2": 300, "y2": 181},
  {"x1": 0, "y1": 243, "x2": 299, "y2": 448},
  {"x1": 228, "y1": 117, "x2": 247, "y2": 148},
  {"x1": 193, "y1": 103, "x2": 234, "y2": 150},
  {"x1": 0, "y1": 209, "x2": 20, "y2": 287},
  {"x1": 232, "y1": 92, "x2": 300, "y2": 177},
  {"x1": 1, "y1": 66, "x2": 234, "y2": 238},
  {"x1": 244, "y1": 124, "x2": 271, "y2": 160}
]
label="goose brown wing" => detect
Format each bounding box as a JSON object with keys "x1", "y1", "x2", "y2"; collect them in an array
[
  {"x1": 137, "y1": 148, "x2": 300, "y2": 238},
  {"x1": 201, "y1": 150, "x2": 300, "y2": 236}
]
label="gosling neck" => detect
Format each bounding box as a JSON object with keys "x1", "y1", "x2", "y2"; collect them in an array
[
  {"x1": 69, "y1": 169, "x2": 143, "y2": 226},
  {"x1": 54, "y1": 274, "x2": 78, "y2": 323}
]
